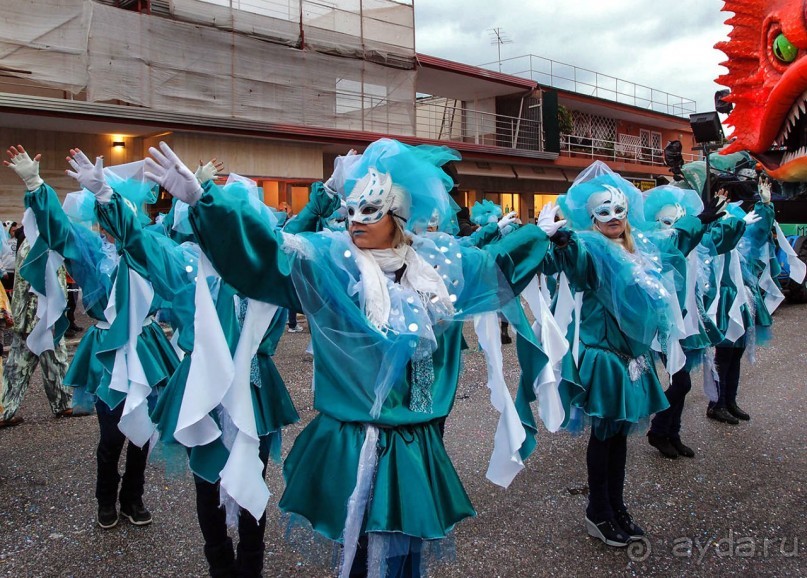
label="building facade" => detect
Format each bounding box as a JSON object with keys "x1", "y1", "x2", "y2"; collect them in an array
[{"x1": 0, "y1": 0, "x2": 699, "y2": 223}]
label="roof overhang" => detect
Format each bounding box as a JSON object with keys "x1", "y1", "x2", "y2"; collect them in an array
[
  {"x1": 416, "y1": 53, "x2": 536, "y2": 101},
  {"x1": 0, "y1": 93, "x2": 558, "y2": 162},
  {"x1": 555, "y1": 90, "x2": 693, "y2": 131}
]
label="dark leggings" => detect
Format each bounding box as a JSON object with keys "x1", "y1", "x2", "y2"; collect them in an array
[
  {"x1": 711, "y1": 346, "x2": 744, "y2": 409},
  {"x1": 194, "y1": 437, "x2": 270, "y2": 578},
  {"x1": 586, "y1": 431, "x2": 627, "y2": 522},
  {"x1": 95, "y1": 399, "x2": 148, "y2": 508},
  {"x1": 650, "y1": 368, "x2": 692, "y2": 440}
]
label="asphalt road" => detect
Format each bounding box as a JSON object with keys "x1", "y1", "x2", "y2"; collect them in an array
[{"x1": 0, "y1": 303, "x2": 804, "y2": 577}]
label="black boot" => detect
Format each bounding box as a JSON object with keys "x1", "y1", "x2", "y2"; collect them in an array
[
  {"x1": 647, "y1": 432, "x2": 677, "y2": 459},
  {"x1": 707, "y1": 406, "x2": 739, "y2": 425},
  {"x1": 205, "y1": 537, "x2": 236, "y2": 578},
  {"x1": 236, "y1": 542, "x2": 264, "y2": 578},
  {"x1": 726, "y1": 403, "x2": 750, "y2": 421},
  {"x1": 669, "y1": 438, "x2": 695, "y2": 458}
]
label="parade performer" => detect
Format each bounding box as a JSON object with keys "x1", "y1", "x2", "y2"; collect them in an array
[
  {"x1": 468, "y1": 200, "x2": 521, "y2": 343},
  {"x1": 5, "y1": 146, "x2": 180, "y2": 527},
  {"x1": 0, "y1": 148, "x2": 74, "y2": 428},
  {"x1": 146, "y1": 137, "x2": 561, "y2": 577},
  {"x1": 704, "y1": 184, "x2": 777, "y2": 425},
  {"x1": 546, "y1": 161, "x2": 718, "y2": 547},
  {"x1": 640, "y1": 185, "x2": 740, "y2": 458},
  {"x1": 67, "y1": 149, "x2": 298, "y2": 577}
]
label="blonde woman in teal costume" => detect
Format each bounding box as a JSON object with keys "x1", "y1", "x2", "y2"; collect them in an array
[
  {"x1": 548, "y1": 161, "x2": 725, "y2": 548},
  {"x1": 145, "y1": 138, "x2": 564, "y2": 578}
]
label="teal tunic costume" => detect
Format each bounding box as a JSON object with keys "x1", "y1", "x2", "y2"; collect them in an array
[
  {"x1": 22, "y1": 184, "x2": 178, "y2": 412},
  {"x1": 643, "y1": 216, "x2": 708, "y2": 373},
  {"x1": 706, "y1": 203, "x2": 775, "y2": 349},
  {"x1": 187, "y1": 181, "x2": 551, "y2": 544},
  {"x1": 94, "y1": 192, "x2": 299, "y2": 486},
  {"x1": 543, "y1": 231, "x2": 672, "y2": 440},
  {"x1": 697, "y1": 216, "x2": 747, "y2": 348}
]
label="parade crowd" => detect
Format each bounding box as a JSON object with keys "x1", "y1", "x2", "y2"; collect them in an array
[{"x1": 0, "y1": 137, "x2": 801, "y2": 578}]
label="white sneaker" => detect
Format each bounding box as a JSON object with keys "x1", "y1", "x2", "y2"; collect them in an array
[{"x1": 287, "y1": 326, "x2": 304, "y2": 333}]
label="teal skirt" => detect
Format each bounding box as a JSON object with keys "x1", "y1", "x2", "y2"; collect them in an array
[
  {"x1": 151, "y1": 353, "x2": 298, "y2": 483},
  {"x1": 279, "y1": 413, "x2": 476, "y2": 542},
  {"x1": 560, "y1": 344, "x2": 669, "y2": 439},
  {"x1": 66, "y1": 322, "x2": 179, "y2": 410}
]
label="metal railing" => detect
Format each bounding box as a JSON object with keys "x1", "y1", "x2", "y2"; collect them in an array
[
  {"x1": 561, "y1": 134, "x2": 700, "y2": 166},
  {"x1": 480, "y1": 54, "x2": 696, "y2": 119},
  {"x1": 414, "y1": 97, "x2": 543, "y2": 151}
]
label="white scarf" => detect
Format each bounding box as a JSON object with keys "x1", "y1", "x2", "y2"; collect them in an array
[{"x1": 353, "y1": 242, "x2": 453, "y2": 330}]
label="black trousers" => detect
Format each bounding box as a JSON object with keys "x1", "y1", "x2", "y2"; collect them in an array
[
  {"x1": 194, "y1": 437, "x2": 270, "y2": 578},
  {"x1": 586, "y1": 431, "x2": 627, "y2": 522},
  {"x1": 95, "y1": 399, "x2": 148, "y2": 508},
  {"x1": 649, "y1": 368, "x2": 692, "y2": 440},
  {"x1": 710, "y1": 346, "x2": 745, "y2": 409}
]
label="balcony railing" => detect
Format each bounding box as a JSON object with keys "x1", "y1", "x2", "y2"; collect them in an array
[
  {"x1": 561, "y1": 134, "x2": 700, "y2": 167},
  {"x1": 480, "y1": 54, "x2": 697, "y2": 119},
  {"x1": 414, "y1": 97, "x2": 543, "y2": 152}
]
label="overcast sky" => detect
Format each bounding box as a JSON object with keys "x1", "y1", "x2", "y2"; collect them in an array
[{"x1": 414, "y1": 0, "x2": 731, "y2": 115}]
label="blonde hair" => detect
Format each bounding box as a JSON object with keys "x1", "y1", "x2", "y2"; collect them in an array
[
  {"x1": 594, "y1": 219, "x2": 636, "y2": 253},
  {"x1": 391, "y1": 218, "x2": 410, "y2": 247},
  {"x1": 622, "y1": 221, "x2": 636, "y2": 253}
]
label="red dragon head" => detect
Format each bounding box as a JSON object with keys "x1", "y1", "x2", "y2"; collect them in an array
[{"x1": 717, "y1": 0, "x2": 807, "y2": 181}]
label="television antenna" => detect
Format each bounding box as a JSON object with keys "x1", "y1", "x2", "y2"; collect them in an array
[{"x1": 489, "y1": 28, "x2": 513, "y2": 72}]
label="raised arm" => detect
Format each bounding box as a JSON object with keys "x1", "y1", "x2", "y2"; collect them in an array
[
  {"x1": 282, "y1": 182, "x2": 340, "y2": 234},
  {"x1": 189, "y1": 183, "x2": 301, "y2": 309},
  {"x1": 706, "y1": 216, "x2": 746, "y2": 255},
  {"x1": 141, "y1": 141, "x2": 301, "y2": 309}
]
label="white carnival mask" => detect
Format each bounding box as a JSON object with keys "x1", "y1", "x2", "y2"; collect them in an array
[
  {"x1": 587, "y1": 184, "x2": 628, "y2": 223},
  {"x1": 346, "y1": 167, "x2": 399, "y2": 225},
  {"x1": 655, "y1": 203, "x2": 685, "y2": 229}
]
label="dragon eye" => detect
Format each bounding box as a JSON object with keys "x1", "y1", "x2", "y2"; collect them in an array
[{"x1": 773, "y1": 33, "x2": 797, "y2": 63}]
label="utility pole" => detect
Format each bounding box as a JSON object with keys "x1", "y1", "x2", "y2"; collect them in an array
[{"x1": 489, "y1": 28, "x2": 513, "y2": 72}]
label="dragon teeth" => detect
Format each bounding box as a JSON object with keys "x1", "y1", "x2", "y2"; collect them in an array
[
  {"x1": 783, "y1": 146, "x2": 807, "y2": 165},
  {"x1": 775, "y1": 89, "x2": 807, "y2": 145}
]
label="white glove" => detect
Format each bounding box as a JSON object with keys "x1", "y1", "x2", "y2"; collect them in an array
[
  {"x1": 497, "y1": 211, "x2": 520, "y2": 232},
  {"x1": 758, "y1": 177, "x2": 772, "y2": 204},
  {"x1": 194, "y1": 159, "x2": 223, "y2": 185},
  {"x1": 66, "y1": 149, "x2": 113, "y2": 202},
  {"x1": 743, "y1": 209, "x2": 762, "y2": 225},
  {"x1": 537, "y1": 203, "x2": 566, "y2": 237},
  {"x1": 4, "y1": 145, "x2": 44, "y2": 192},
  {"x1": 144, "y1": 142, "x2": 203, "y2": 206},
  {"x1": 323, "y1": 149, "x2": 359, "y2": 197}
]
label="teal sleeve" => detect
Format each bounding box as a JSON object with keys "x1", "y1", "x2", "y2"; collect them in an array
[
  {"x1": 707, "y1": 217, "x2": 746, "y2": 254},
  {"x1": 283, "y1": 182, "x2": 340, "y2": 234},
  {"x1": 24, "y1": 184, "x2": 71, "y2": 253},
  {"x1": 745, "y1": 202, "x2": 775, "y2": 247},
  {"x1": 189, "y1": 182, "x2": 302, "y2": 310},
  {"x1": 481, "y1": 224, "x2": 550, "y2": 296},
  {"x1": 546, "y1": 231, "x2": 597, "y2": 291},
  {"x1": 24, "y1": 184, "x2": 110, "y2": 313},
  {"x1": 459, "y1": 223, "x2": 499, "y2": 248},
  {"x1": 672, "y1": 215, "x2": 707, "y2": 256}
]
